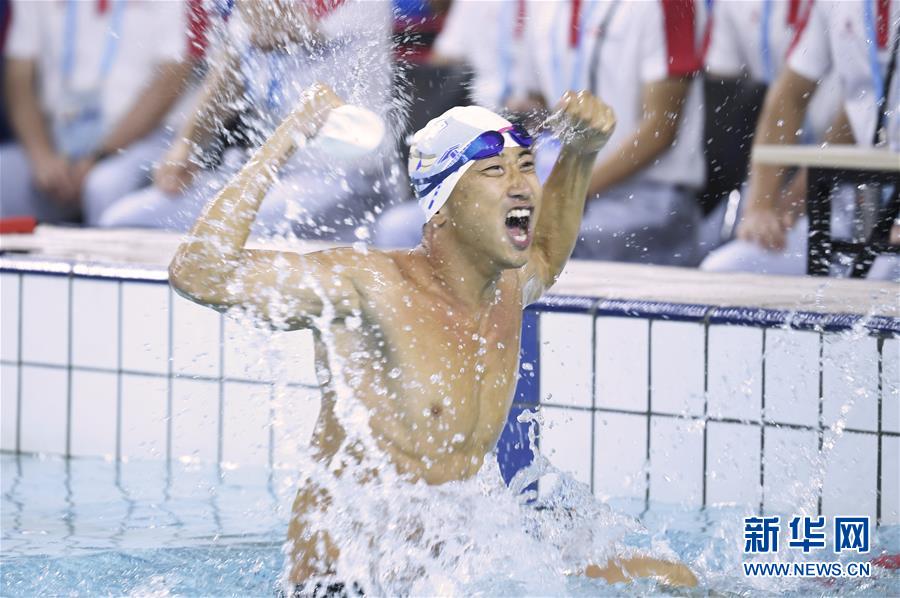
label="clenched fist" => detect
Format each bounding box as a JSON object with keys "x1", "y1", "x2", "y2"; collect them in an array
[{"x1": 551, "y1": 90, "x2": 616, "y2": 154}]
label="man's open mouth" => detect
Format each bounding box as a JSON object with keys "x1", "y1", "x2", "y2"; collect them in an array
[{"x1": 504, "y1": 207, "x2": 533, "y2": 249}]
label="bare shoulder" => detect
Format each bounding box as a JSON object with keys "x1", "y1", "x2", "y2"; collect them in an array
[{"x1": 310, "y1": 245, "x2": 408, "y2": 291}]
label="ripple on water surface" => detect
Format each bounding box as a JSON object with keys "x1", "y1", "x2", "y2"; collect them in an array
[{"x1": 1, "y1": 454, "x2": 898, "y2": 596}]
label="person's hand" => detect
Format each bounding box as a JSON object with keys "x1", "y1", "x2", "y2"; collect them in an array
[
  {"x1": 71, "y1": 155, "x2": 98, "y2": 194},
  {"x1": 287, "y1": 82, "x2": 345, "y2": 140},
  {"x1": 551, "y1": 90, "x2": 616, "y2": 154},
  {"x1": 154, "y1": 144, "x2": 197, "y2": 195},
  {"x1": 32, "y1": 151, "x2": 79, "y2": 204},
  {"x1": 736, "y1": 205, "x2": 788, "y2": 250}
]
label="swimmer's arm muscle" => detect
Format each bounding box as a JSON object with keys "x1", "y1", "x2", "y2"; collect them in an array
[
  {"x1": 521, "y1": 92, "x2": 615, "y2": 304},
  {"x1": 169, "y1": 84, "x2": 359, "y2": 329}
]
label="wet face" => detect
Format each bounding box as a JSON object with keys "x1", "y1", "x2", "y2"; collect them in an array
[{"x1": 442, "y1": 147, "x2": 541, "y2": 269}]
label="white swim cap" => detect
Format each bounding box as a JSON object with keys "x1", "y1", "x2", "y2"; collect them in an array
[{"x1": 408, "y1": 106, "x2": 522, "y2": 222}]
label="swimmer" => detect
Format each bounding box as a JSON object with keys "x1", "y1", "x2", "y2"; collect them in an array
[{"x1": 169, "y1": 83, "x2": 697, "y2": 592}]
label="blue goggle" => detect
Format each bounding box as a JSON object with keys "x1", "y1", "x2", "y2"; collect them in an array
[{"x1": 411, "y1": 125, "x2": 534, "y2": 198}]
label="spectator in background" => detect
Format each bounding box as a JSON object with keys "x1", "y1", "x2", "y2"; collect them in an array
[
  {"x1": 99, "y1": 0, "x2": 395, "y2": 240},
  {"x1": 1, "y1": 0, "x2": 197, "y2": 225},
  {"x1": 699, "y1": 0, "x2": 846, "y2": 273},
  {"x1": 392, "y1": 0, "x2": 448, "y2": 64},
  {"x1": 518, "y1": 0, "x2": 707, "y2": 265},
  {"x1": 374, "y1": 0, "x2": 527, "y2": 247},
  {"x1": 702, "y1": 0, "x2": 899, "y2": 279}
]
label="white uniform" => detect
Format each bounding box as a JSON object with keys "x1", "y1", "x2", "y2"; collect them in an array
[
  {"x1": 702, "y1": 0, "x2": 900, "y2": 280},
  {"x1": 0, "y1": 0, "x2": 188, "y2": 224},
  {"x1": 100, "y1": 1, "x2": 396, "y2": 240},
  {"x1": 432, "y1": 0, "x2": 524, "y2": 111},
  {"x1": 704, "y1": 0, "x2": 842, "y2": 140},
  {"x1": 528, "y1": 0, "x2": 707, "y2": 264}
]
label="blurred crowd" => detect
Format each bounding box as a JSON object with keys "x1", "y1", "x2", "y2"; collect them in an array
[{"x1": 0, "y1": 0, "x2": 898, "y2": 280}]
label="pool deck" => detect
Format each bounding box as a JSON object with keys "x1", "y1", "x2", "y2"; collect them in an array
[{"x1": 1, "y1": 225, "x2": 897, "y2": 318}]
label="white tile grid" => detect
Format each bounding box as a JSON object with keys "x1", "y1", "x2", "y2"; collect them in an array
[
  {"x1": 172, "y1": 292, "x2": 221, "y2": 378},
  {"x1": 0, "y1": 272, "x2": 20, "y2": 362},
  {"x1": 171, "y1": 378, "x2": 220, "y2": 463},
  {"x1": 222, "y1": 381, "x2": 272, "y2": 467},
  {"x1": 223, "y1": 317, "x2": 274, "y2": 382},
  {"x1": 69, "y1": 370, "x2": 117, "y2": 458},
  {"x1": 880, "y1": 436, "x2": 899, "y2": 525},
  {"x1": 19, "y1": 365, "x2": 68, "y2": 454},
  {"x1": 1, "y1": 364, "x2": 18, "y2": 451},
  {"x1": 21, "y1": 275, "x2": 69, "y2": 366},
  {"x1": 595, "y1": 317, "x2": 649, "y2": 413},
  {"x1": 822, "y1": 334, "x2": 878, "y2": 432},
  {"x1": 268, "y1": 330, "x2": 318, "y2": 386},
  {"x1": 650, "y1": 321, "x2": 704, "y2": 417},
  {"x1": 71, "y1": 278, "x2": 118, "y2": 370},
  {"x1": 539, "y1": 405, "x2": 592, "y2": 490},
  {"x1": 120, "y1": 374, "x2": 168, "y2": 460},
  {"x1": 762, "y1": 427, "x2": 820, "y2": 517},
  {"x1": 707, "y1": 325, "x2": 762, "y2": 422},
  {"x1": 882, "y1": 338, "x2": 899, "y2": 435},
  {"x1": 121, "y1": 283, "x2": 170, "y2": 375},
  {"x1": 821, "y1": 431, "x2": 877, "y2": 521},
  {"x1": 593, "y1": 411, "x2": 647, "y2": 500},
  {"x1": 764, "y1": 329, "x2": 820, "y2": 428},
  {"x1": 649, "y1": 416, "x2": 704, "y2": 508},
  {"x1": 706, "y1": 421, "x2": 761, "y2": 507},
  {"x1": 539, "y1": 313, "x2": 593, "y2": 409},
  {"x1": 272, "y1": 385, "x2": 321, "y2": 467}
]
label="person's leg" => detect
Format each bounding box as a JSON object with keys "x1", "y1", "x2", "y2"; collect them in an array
[
  {"x1": 0, "y1": 143, "x2": 79, "y2": 222},
  {"x1": 82, "y1": 130, "x2": 169, "y2": 225},
  {"x1": 700, "y1": 217, "x2": 808, "y2": 275},
  {"x1": 372, "y1": 201, "x2": 424, "y2": 249},
  {"x1": 574, "y1": 183, "x2": 701, "y2": 266},
  {"x1": 584, "y1": 556, "x2": 697, "y2": 587}
]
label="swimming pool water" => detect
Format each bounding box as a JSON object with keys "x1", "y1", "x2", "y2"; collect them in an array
[{"x1": 2, "y1": 453, "x2": 898, "y2": 596}]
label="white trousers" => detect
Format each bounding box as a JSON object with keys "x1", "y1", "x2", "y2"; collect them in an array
[
  {"x1": 701, "y1": 216, "x2": 900, "y2": 281},
  {"x1": 100, "y1": 148, "x2": 393, "y2": 240},
  {"x1": 0, "y1": 131, "x2": 169, "y2": 225}
]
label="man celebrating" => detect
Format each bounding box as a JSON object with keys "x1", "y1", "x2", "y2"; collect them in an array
[{"x1": 169, "y1": 84, "x2": 695, "y2": 593}]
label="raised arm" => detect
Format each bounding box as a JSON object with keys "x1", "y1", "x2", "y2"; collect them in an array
[
  {"x1": 168, "y1": 84, "x2": 363, "y2": 330},
  {"x1": 521, "y1": 91, "x2": 615, "y2": 303}
]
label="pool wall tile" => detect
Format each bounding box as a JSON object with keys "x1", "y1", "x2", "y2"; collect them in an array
[
  {"x1": 706, "y1": 326, "x2": 763, "y2": 422},
  {"x1": 223, "y1": 319, "x2": 271, "y2": 382},
  {"x1": 764, "y1": 329, "x2": 820, "y2": 427},
  {"x1": 821, "y1": 431, "x2": 877, "y2": 521},
  {"x1": 71, "y1": 279, "x2": 119, "y2": 370},
  {"x1": 1, "y1": 272, "x2": 20, "y2": 362},
  {"x1": 650, "y1": 321, "x2": 705, "y2": 417},
  {"x1": 270, "y1": 330, "x2": 318, "y2": 386},
  {"x1": 540, "y1": 405, "x2": 592, "y2": 487},
  {"x1": 21, "y1": 275, "x2": 69, "y2": 366},
  {"x1": 594, "y1": 412, "x2": 647, "y2": 499},
  {"x1": 822, "y1": 335, "x2": 878, "y2": 432},
  {"x1": 595, "y1": 317, "x2": 649, "y2": 413},
  {"x1": 172, "y1": 292, "x2": 221, "y2": 378},
  {"x1": 222, "y1": 381, "x2": 272, "y2": 467},
  {"x1": 880, "y1": 436, "x2": 899, "y2": 525},
  {"x1": 171, "y1": 378, "x2": 219, "y2": 463},
  {"x1": 1, "y1": 363, "x2": 18, "y2": 450},
  {"x1": 706, "y1": 422, "x2": 761, "y2": 507},
  {"x1": 19, "y1": 365, "x2": 67, "y2": 454},
  {"x1": 540, "y1": 313, "x2": 593, "y2": 409},
  {"x1": 70, "y1": 370, "x2": 117, "y2": 458},
  {"x1": 762, "y1": 427, "x2": 819, "y2": 516},
  {"x1": 272, "y1": 385, "x2": 321, "y2": 467},
  {"x1": 649, "y1": 417, "x2": 703, "y2": 508},
  {"x1": 880, "y1": 338, "x2": 899, "y2": 435},
  {"x1": 120, "y1": 374, "x2": 168, "y2": 460},
  {"x1": 121, "y1": 283, "x2": 170, "y2": 375}
]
